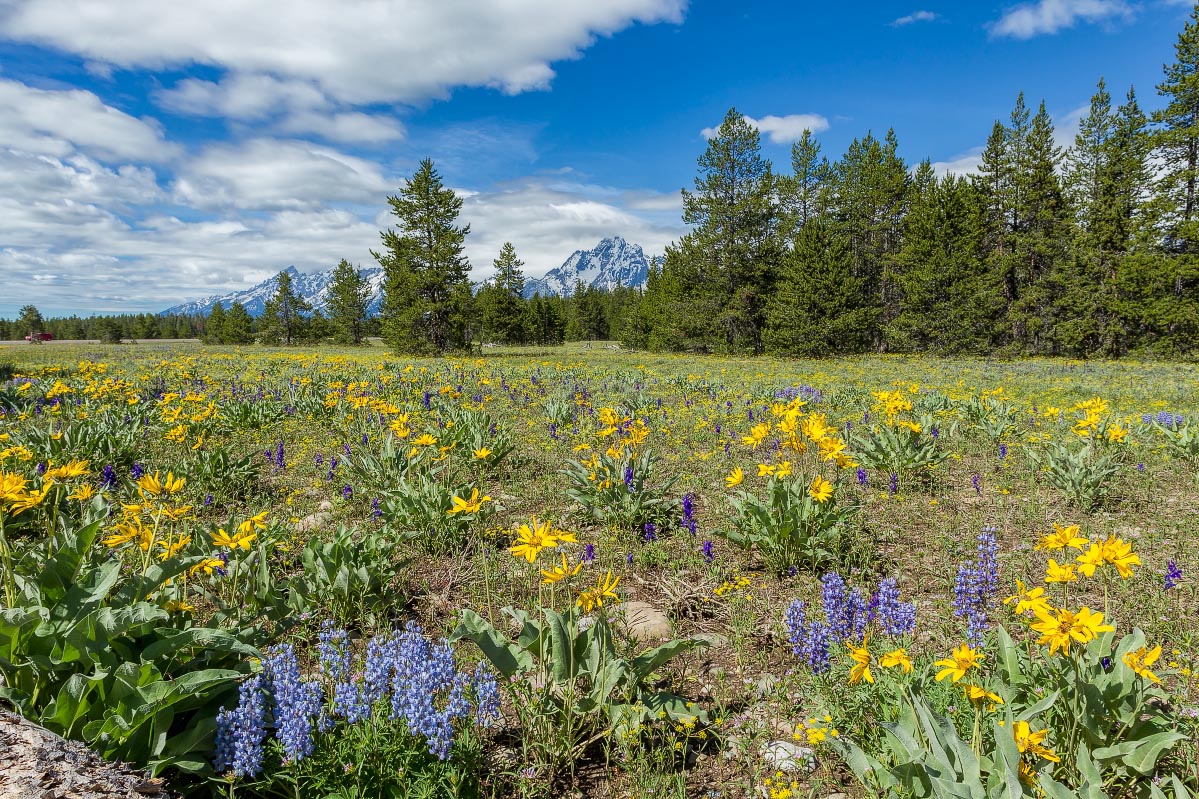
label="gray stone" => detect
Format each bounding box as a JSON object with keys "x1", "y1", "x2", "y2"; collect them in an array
[
  {"x1": 692, "y1": 632, "x2": 729, "y2": 649},
  {"x1": 318, "y1": 500, "x2": 334, "y2": 512},
  {"x1": 295, "y1": 512, "x2": 331, "y2": 533},
  {"x1": 620, "y1": 601, "x2": 672, "y2": 641},
  {"x1": 760, "y1": 740, "x2": 816, "y2": 773}
]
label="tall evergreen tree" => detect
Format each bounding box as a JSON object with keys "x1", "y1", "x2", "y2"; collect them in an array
[
  {"x1": 204, "y1": 303, "x2": 227, "y2": 344},
  {"x1": 260, "y1": 270, "x2": 312, "y2": 346},
  {"x1": 224, "y1": 302, "x2": 255, "y2": 344},
  {"x1": 479, "y1": 242, "x2": 529, "y2": 345},
  {"x1": 781, "y1": 129, "x2": 830, "y2": 236},
  {"x1": 1154, "y1": 4, "x2": 1199, "y2": 250},
  {"x1": 672, "y1": 107, "x2": 782, "y2": 353},
  {"x1": 1066, "y1": 78, "x2": 1116, "y2": 240},
  {"x1": 374, "y1": 159, "x2": 472, "y2": 354},
  {"x1": 763, "y1": 220, "x2": 874, "y2": 356},
  {"x1": 17, "y1": 305, "x2": 44, "y2": 339},
  {"x1": 327, "y1": 259, "x2": 371, "y2": 345}
]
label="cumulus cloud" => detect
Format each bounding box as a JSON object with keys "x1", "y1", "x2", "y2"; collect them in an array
[
  {"x1": 0, "y1": 79, "x2": 175, "y2": 162},
  {"x1": 990, "y1": 0, "x2": 1133, "y2": 38},
  {"x1": 171, "y1": 139, "x2": 393, "y2": 211},
  {"x1": 701, "y1": 113, "x2": 829, "y2": 144},
  {"x1": 0, "y1": 0, "x2": 687, "y2": 106},
  {"x1": 892, "y1": 10, "x2": 938, "y2": 25}
]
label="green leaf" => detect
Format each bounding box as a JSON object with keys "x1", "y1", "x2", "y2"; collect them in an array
[{"x1": 1092, "y1": 730, "x2": 1185, "y2": 774}]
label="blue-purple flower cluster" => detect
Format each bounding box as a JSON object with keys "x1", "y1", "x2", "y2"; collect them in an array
[
  {"x1": 953, "y1": 527, "x2": 999, "y2": 647},
  {"x1": 1142, "y1": 411, "x2": 1185, "y2": 429},
  {"x1": 1165, "y1": 560, "x2": 1183, "y2": 591},
  {"x1": 213, "y1": 621, "x2": 501, "y2": 777},
  {"x1": 681, "y1": 493, "x2": 697, "y2": 535},
  {"x1": 785, "y1": 572, "x2": 917, "y2": 674}
]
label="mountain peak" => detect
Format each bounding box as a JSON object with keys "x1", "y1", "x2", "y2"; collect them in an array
[{"x1": 523, "y1": 237, "x2": 652, "y2": 298}]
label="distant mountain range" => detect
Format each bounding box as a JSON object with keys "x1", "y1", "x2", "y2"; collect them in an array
[{"x1": 160, "y1": 237, "x2": 655, "y2": 317}]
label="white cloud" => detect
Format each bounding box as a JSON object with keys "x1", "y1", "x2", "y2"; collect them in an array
[
  {"x1": 0, "y1": 78, "x2": 175, "y2": 162},
  {"x1": 892, "y1": 10, "x2": 938, "y2": 25},
  {"x1": 929, "y1": 147, "x2": 984, "y2": 177},
  {"x1": 171, "y1": 138, "x2": 392, "y2": 211},
  {"x1": 990, "y1": 0, "x2": 1133, "y2": 38},
  {"x1": 701, "y1": 113, "x2": 829, "y2": 144},
  {"x1": 277, "y1": 111, "x2": 406, "y2": 144},
  {"x1": 156, "y1": 74, "x2": 329, "y2": 120},
  {"x1": 1, "y1": 0, "x2": 687, "y2": 106}
]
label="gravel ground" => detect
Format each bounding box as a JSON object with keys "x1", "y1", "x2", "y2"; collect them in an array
[{"x1": 0, "y1": 711, "x2": 172, "y2": 799}]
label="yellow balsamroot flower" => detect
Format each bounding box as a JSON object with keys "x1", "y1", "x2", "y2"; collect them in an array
[
  {"x1": 412, "y1": 433, "x2": 437, "y2": 447},
  {"x1": 757, "y1": 463, "x2": 776, "y2": 477},
  {"x1": 44, "y1": 459, "x2": 91, "y2": 482},
  {"x1": 1076, "y1": 536, "x2": 1140, "y2": 579},
  {"x1": 576, "y1": 570, "x2": 621, "y2": 613},
  {"x1": 879, "y1": 647, "x2": 913, "y2": 673},
  {"x1": 725, "y1": 466, "x2": 744, "y2": 488},
  {"x1": 161, "y1": 504, "x2": 193, "y2": 521},
  {"x1": 68, "y1": 483, "x2": 97, "y2": 502},
  {"x1": 817, "y1": 436, "x2": 847, "y2": 462},
  {"x1": 448, "y1": 487, "x2": 491, "y2": 516},
  {"x1": 164, "y1": 599, "x2": 195, "y2": 614},
  {"x1": 1012, "y1": 720, "x2": 1060, "y2": 763},
  {"x1": 1106, "y1": 424, "x2": 1128, "y2": 443},
  {"x1": 897, "y1": 420, "x2": 922, "y2": 434},
  {"x1": 0, "y1": 472, "x2": 29, "y2": 502},
  {"x1": 473, "y1": 447, "x2": 492, "y2": 460},
  {"x1": 244, "y1": 511, "x2": 269, "y2": 530},
  {"x1": 509, "y1": 516, "x2": 556, "y2": 562},
  {"x1": 1003, "y1": 580, "x2": 1051, "y2": 616},
  {"x1": 802, "y1": 413, "x2": 832, "y2": 442},
  {"x1": 741, "y1": 422, "x2": 771, "y2": 449},
  {"x1": 191, "y1": 434, "x2": 205, "y2": 450},
  {"x1": 1029, "y1": 606, "x2": 1114, "y2": 656},
  {"x1": 541, "y1": 552, "x2": 582, "y2": 584},
  {"x1": 847, "y1": 639, "x2": 873, "y2": 684},
  {"x1": 1035, "y1": 522, "x2": 1087, "y2": 552},
  {"x1": 212, "y1": 527, "x2": 256, "y2": 551},
  {"x1": 157, "y1": 535, "x2": 192, "y2": 560},
  {"x1": 1123, "y1": 645, "x2": 1162, "y2": 684},
  {"x1": 136, "y1": 470, "x2": 186, "y2": 498},
  {"x1": 189, "y1": 557, "x2": 226, "y2": 577},
  {"x1": 935, "y1": 643, "x2": 983, "y2": 682},
  {"x1": 164, "y1": 424, "x2": 188, "y2": 443},
  {"x1": 1044, "y1": 559, "x2": 1077, "y2": 584},
  {"x1": 808, "y1": 474, "x2": 833, "y2": 503},
  {"x1": 7, "y1": 484, "x2": 52, "y2": 515},
  {"x1": 962, "y1": 683, "x2": 1004, "y2": 708},
  {"x1": 102, "y1": 523, "x2": 141, "y2": 548},
  {"x1": 774, "y1": 460, "x2": 793, "y2": 478}
]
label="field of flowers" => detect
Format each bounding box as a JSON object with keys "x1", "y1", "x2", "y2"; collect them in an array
[{"x1": 0, "y1": 342, "x2": 1197, "y2": 799}]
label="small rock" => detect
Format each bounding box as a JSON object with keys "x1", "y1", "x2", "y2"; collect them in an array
[
  {"x1": 620, "y1": 601, "x2": 672, "y2": 641},
  {"x1": 760, "y1": 740, "x2": 816, "y2": 773},
  {"x1": 318, "y1": 500, "x2": 334, "y2": 512},
  {"x1": 825, "y1": 794, "x2": 848, "y2": 799},
  {"x1": 692, "y1": 632, "x2": 728, "y2": 649},
  {"x1": 295, "y1": 512, "x2": 331, "y2": 533},
  {"x1": 753, "y1": 673, "x2": 778, "y2": 699}
]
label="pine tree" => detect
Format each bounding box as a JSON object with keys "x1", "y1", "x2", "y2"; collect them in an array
[
  {"x1": 672, "y1": 107, "x2": 783, "y2": 353},
  {"x1": 480, "y1": 243, "x2": 529, "y2": 345},
  {"x1": 763, "y1": 220, "x2": 874, "y2": 356},
  {"x1": 327, "y1": 259, "x2": 371, "y2": 345},
  {"x1": 1065, "y1": 78, "x2": 1115, "y2": 241},
  {"x1": 18, "y1": 305, "x2": 44, "y2": 340},
  {"x1": 204, "y1": 303, "x2": 227, "y2": 344},
  {"x1": 373, "y1": 158, "x2": 472, "y2": 354},
  {"x1": 1154, "y1": 4, "x2": 1199, "y2": 250},
  {"x1": 781, "y1": 129, "x2": 830, "y2": 236},
  {"x1": 224, "y1": 303, "x2": 255, "y2": 344},
  {"x1": 260, "y1": 270, "x2": 312, "y2": 346}
]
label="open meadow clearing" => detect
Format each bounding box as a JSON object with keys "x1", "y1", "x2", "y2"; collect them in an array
[{"x1": 1, "y1": 342, "x2": 1197, "y2": 798}]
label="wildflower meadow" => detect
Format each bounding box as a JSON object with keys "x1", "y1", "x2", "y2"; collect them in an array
[{"x1": 1, "y1": 342, "x2": 1197, "y2": 798}]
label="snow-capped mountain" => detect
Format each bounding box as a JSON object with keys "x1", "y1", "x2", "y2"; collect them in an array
[
  {"x1": 161, "y1": 266, "x2": 386, "y2": 317},
  {"x1": 523, "y1": 236, "x2": 653, "y2": 298},
  {"x1": 161, "y1": 236, "x2": 654, "y2": 317}
]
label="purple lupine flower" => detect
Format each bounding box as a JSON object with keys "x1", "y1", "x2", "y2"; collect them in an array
[
  {"x1": 101, "y1": 464, "x2": 117, "y2": 489},
  {"x1": 1136, "y1": 463, "x2": 1145, "y2": 473},
  {"x1": 342, "y1": 485, "x2": 353, "y2": 500},
  {"x1": 972, "y1": 473, "x2": 982, "y2": 496},
  {"x1": 213, "y1": 674, "x2": 267, "y2": 777},
  {"x1": 372, "y1": 497, "x2": 383, "y2": 519},
  {"x1": 856, "y1": 467, "x2": 868, "y2": 487},
  {"x1": 643, "y1": 522, "x2": 656, "y2": 542},
  {"x1": 624, "y1": 465, "x2": 635, "y2": 492},
  {"x1": 471, "y1": 663, "x2": 501, "y2": 728},
  {"x1": 702, "y1": 540, "x2": 715, "y2": 563},
  {"x1": 263, "y1": 644, "x2": 323, "y2": 763},
  {"x1": 35, "y1": 462, "x2": 46, "y2": 476},
  {"x1": 275, "y1": 440, "x2": 286, "y2": 470},
  {"x1": 1165, "y1": 561, "x2": 1183, "y2": 591},
  {"x1": 821, "y1": 573, "x2": 849, "y2": 639},
  {"x1": 422, "y1": 391, "x2": 431, "y2": 409},
  {"x1": 204, "y1": 493, "x2": 214, "y2": 506},
  {"x1": 583, "y1": 543, "x2": 595, "y2": 563},
  {"x1": 888, "y1": 473, "x2": 898, "y2": 496},
  {"x1": 998, "y1": 444, "x2": 1008, "y2": 461},
  {"x1": 626, "y1": 553, "x2": 634, "y2": 566},
  {"x1": 953, "y1": 527, "x2": 999, "y2": 647},
  {"x1": 681, "y1": 493, "x2": 697, "y2": 535},
  {"x1": 871, "y1": 578, "x2": 917, "y2": 636},
  {"x1": 315, "y1": 452, "x2": 324, "y2": 467},
  {"x1": 343, "y1": 443, "x2": 352, "y2": 456},
  {"x1": 930, "y1": 425, "x2": 939, "y2": 439}
]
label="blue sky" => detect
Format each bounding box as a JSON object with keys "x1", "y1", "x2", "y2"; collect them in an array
[{"x1": 0, "y1": 0, "x2": 1191, "y2": 316}]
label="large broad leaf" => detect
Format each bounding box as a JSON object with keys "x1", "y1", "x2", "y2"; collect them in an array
[
  {"x1": 36, "y1": 518, "x2": 105, "y2": 602},
  {"x1": 544, "y1": 608, "x2": 575, "y2": 685},
  {"x1": 451, "y1": 609, "x2": 534, "y2": 678},
  {"x1": 630, "y1": 637, "x2": 703, "y2": 683},
  {"x1": 139, "y1": 627, "x2": 259, "y2": 666},
  {"x1": 1092, "y1": 730, "x2": 1186, "y2": 775}
]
